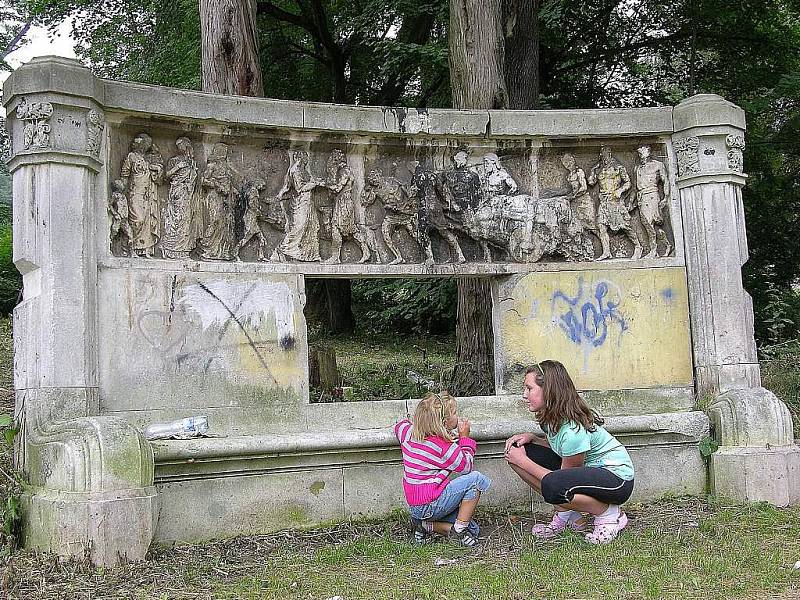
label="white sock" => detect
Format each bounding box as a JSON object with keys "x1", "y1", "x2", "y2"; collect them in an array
[
  {"x1": 555, "y1": 510, "x2": 580, "y2": 523},
  {"x1": 597, "y1": 504, "x2": 620, "y2": 520},
  {"x1": 421, "y1": 520, "x2": 434, "y2": 533},
  {"x1": 453, "y1": 519, "x2": 469, "y2": 533}
]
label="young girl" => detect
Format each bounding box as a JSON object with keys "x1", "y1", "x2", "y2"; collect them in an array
[
  {"x1": 505, "y1": 361, "x2": 634, "y2": 544},
  {"x1": 394, "y1": 392, "x2": 491, "y2": 547}
]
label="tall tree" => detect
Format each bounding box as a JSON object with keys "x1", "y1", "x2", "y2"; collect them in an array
[
  {"x1": 200, "y1": 0, "x2": 263, "y2": 96},
  {"x1": 448, "y1": 0, "x2": 508, "y2": 397}
]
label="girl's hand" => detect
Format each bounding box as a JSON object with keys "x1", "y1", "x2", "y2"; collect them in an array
[
  {"x1": 504, "y1": 432, "x2": 535, "y2": 453},
  {"x1": 505, "y1": 443, "x2": 527, "y2": 466},
  {"x1": 457, "y1": 419, "x2": 471, "y2": 439}
]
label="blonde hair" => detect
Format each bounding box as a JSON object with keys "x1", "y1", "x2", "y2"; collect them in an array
[{"x1": 411, "y1": 392, "x2": 457, "y2": 442}]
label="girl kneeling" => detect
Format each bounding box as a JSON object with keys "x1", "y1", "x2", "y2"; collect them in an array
[
  {"x1": 394, "y1": 392, "x2": 491, "y2": 547},
  {"x1": 505, "y1": 361, "x2": 634, "y2": 544}
]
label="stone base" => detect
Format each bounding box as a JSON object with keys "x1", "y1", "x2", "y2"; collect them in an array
[
  {"x1": 710, "y1": 445, "x2": 800, "y2": 506},
  {"x1": 23, "y1": 486, "x2": 158, "y2": 566}
]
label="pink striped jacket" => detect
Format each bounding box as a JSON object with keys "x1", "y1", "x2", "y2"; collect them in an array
[{"x1": 394, "y1": 418, "x2": 477, "y2": 506}]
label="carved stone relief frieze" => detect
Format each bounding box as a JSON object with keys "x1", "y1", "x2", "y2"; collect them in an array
[
  {"x1": 674, "y1": 136, "x2": 700, "y2": 177},
  {"x1": 110, "y1": 130, "x2": 676, "y2": 265},
  {"x1": 16, "y1": 97, "x2": 53, "y2": 149},
  {"x1": 86, "y1": 109, "x2": 105, "y2": 157},
  {"x1": 726, "y1": 134, "x2": 745, "y2": 173}
]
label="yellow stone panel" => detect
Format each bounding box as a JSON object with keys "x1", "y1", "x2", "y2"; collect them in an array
[{"x1": 497, "y1": 267, "x2": 693, "y2": 390}]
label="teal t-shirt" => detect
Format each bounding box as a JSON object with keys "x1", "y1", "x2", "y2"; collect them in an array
[{"x1": 545, "y1": 421, "x2": 634, "y2": 481}]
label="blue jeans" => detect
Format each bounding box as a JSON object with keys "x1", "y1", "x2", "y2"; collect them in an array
[{"x1": 409, "y1": 471, "x2": 491, "y2": 536}]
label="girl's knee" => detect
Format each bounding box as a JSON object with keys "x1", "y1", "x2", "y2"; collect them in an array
[
  {"x1": 467, "y1": 470, "x2": 492, "y2": 493},
  {"x1": 540, "y1": 472, "x2": 568, "y2": 505}
]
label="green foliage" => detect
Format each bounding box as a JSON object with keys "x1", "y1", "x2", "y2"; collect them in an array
[
  {"x1": 762, "y1": 339, "x2": 800, "y2": 438},
  {"x1": 0, "y1": 224, "x2": 20, "y2": 317},
  {"x1": 699, "y1": 436, "x2": 719, "y2": 458},
  {"x1": 351, "y1": 278, "x2": 456, "y2": 335},
  {"x1": 0, "y1": 410, "x2": 20, "y2": 553}
]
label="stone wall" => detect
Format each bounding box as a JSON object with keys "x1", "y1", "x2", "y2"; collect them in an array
[{"x1": 4, "y1": 57, "x2": 797, "y2": 565}]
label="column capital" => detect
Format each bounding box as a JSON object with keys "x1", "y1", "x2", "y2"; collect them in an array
[{"x1": 671, "y1": 95, "x2": 747, "y2": 185}]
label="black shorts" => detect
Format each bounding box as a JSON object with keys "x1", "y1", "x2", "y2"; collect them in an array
[{"x1": 524, "y1": 443, "x2": 634, "y2": 506}]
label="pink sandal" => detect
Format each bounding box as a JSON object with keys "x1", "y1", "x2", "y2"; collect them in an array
[
  {"x1": 531, "y1": 513, "x2": 590, "y2": 539},
  {"x1": 585, "y1": 512, "x2": 628, "y2": 544}
]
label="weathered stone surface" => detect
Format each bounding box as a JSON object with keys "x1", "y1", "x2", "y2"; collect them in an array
[
  {"x1": 707, "y1": 387, "x2": 794, "y2": 447},
  {"x1": 494, "y1": 267, "x2": 693, "y2": 392},
  {"x1": 711, "y1": 446, "x2": 800, "y2": 505}
]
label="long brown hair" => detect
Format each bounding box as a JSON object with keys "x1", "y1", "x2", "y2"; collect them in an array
[
  {"x1": 411, "y1": 392, "x2": 457, "y2": 442},
  {"x1": 527, "y1": 360, "x2": 603, "y2": 434}
]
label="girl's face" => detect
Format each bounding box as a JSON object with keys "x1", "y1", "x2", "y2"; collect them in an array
[{"x1": 523, "y1": 372, "x2": 544, "y2": 412}]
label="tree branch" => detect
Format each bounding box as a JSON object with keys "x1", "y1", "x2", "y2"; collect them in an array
[
  {"x1": 0, "y1": 18, "x2": 32, "y2": 62},
  {"x1": 256, "y1": 1, "x2": 314, "y2": 33}
]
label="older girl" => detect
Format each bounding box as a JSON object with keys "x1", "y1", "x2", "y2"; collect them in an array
[
  {"x1": 505, "y1": 361, "x2": 634, "y2": 544},
  {"x1": 394, "y1": 392, "x2": 491, "y2": 547}
]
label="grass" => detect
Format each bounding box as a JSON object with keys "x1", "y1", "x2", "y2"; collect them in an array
[
  {"x1": 308, "y1": 332, "x2": 456, "y2": 402},
  {"x1": 4, "y1": 499, "x2": 800, "y2": 599}
]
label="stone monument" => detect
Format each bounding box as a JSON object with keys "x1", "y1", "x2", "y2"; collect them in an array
[{"x1": 3, "y1": 57, "x2": 797, "y2": 566}]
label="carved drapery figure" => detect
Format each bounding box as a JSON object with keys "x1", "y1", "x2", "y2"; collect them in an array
[
  {"x1": 358, "y1": 171, "x2": 386, "y2": 264},
  {"x1": 198, "y1": 143, "x2": 237, "y2": 261},
  {"x1": 364, "y1": 169, "x2": 417, "y2": 265},
  {"x1": 108, "y1": 178, "x2": 133, "y2": 254},
  {"x1": 588, "y1": 145, "x2": 642, "y2": 260},
  {"x1": 271, "y1": 150, "x2": 324, "y2": 262},
  {"x1": 561, "y1": 153, "x2": 595, "y2": 233},
  {"x1": 412, "y1": 161, "x2": 466, "y2": 265},
  {"x1": 233, "y1": 179, "x2": 270, "y2": 261},
  {"x1": 323, "y1": 149, "x2": 372, "y2": 264},
  {"x1": 481, "y1": 153, "x2": 518, "y2": 199},
  {"x1": 634, "y1": 145, "x2": 672, "y2": 258},
  {"x1": 120, "y1": 133, "x2": 163, "y2": 257},
  {"x1": 441, "y1": 149, "x2": 486, "y2": 260},
  {"x1": 163, "y1": 137, "x2": 199, "y2": 259}
]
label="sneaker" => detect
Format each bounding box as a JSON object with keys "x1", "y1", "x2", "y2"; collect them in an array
[
  {"x1": 585, "y1": 512, "x2": 628, "y2": 545},
  {"x1": 410, "y1": 517, "x2": 432, "y2": 545},
  {"x1": 446, "y1": 526, "x2": 480, "y2": 548},
  {"x1": 531, "y1": 513, "x2": 590, "y2": 540}
]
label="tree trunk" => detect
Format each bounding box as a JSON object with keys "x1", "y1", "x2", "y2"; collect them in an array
[
  {"x1": 448, "y1": 0, "x2": 507, "y2": 396},
  {"x1": 449, "y1": 0, "x2": 508, "y2": 110},
  {"x1": 200, "y1": 0, "x2": 264, "y2": 96},
  {"x1": 503, "y1": 0, "x2": 540, "y2": 109},
  {"x1": 325, "y1": 279, "x2": 356, "y2": 334}
]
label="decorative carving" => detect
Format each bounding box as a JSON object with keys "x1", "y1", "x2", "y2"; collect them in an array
[
  {"x1": 441, "y1": 148, "x2": 484, "y2": 258},
  {"x1": 323, "y1": 149, "x2": 372, "y2": 264},
  {"x1": 634, "y1": 145, "x2": 673, "y2": 258},
  {"x1": 233, "y1": 179, "x2": 270, "y2": 261},
  {"x1": 271, "y1": 150, "x2": 325, "y2": 262},
  {"x1": 726, "y1": 134, "x2": 745, "y2": 172},
  {"x1": 412, "y1": 160, "x2": 466, "y2": 264},
  {"x1": 86, "y1": 109, "x2": 104, "y2": 157},
  {"x1": 365, "y1": 168, "x2": 417, "y2": 265},
  {"x1": 16, "y1": 97, "x2": 53, "y2": 149},
  {"x1": 120, "y1": 133, "x2": 163, "y2": 257},
  {"x1": 108, "y1": 179, "x2": 133, "y2": 254},
  {"x1": 674, "y1": 136, "x2": 700, "y2": 176},
  {"x1": 588, "y1": 145, "x2": 642, "y2": 260},
  {"x1": 163, "y1": 137, "x2": 199, "y2": 259},
  {"x1": 198, "y1": 143, "x2": 237, "y2": 261}
]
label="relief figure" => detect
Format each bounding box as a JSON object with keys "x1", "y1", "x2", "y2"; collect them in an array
[
  {"x1": 634, "y1": 145, "x2": 672, "y2": 258},
  {"x1": 163, "y1": 137, "x2": 199, "y2": 259},
  {"x1": 588, "y1": 145, "x2": 642, "y2": 260},
  {"x1": 323, "y1": 149, "x2": 372, "y2": 264},
  {"x1": 198, "y1": 143, "x2": 237, "y2": 260},
  {"x1": 365, "y1": 169, "x2": 417, "y2": 265},
  {"x1": 120, "y1": 132, "x2": 162, "y2": 257},
  {"x1": 411, "y1": 160, "x2": 466, "y2": 265},
  {"x1": 233, "y1": 179, "x2": 270, "y2": 261},
  {"x1": 108, "y1": 178, "x2": 133, "y2": 254},
  {"x1": 271, "y1": 150, "x2": 325, "y2": 262}
]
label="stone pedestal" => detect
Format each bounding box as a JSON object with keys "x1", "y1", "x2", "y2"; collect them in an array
[
  {"x1": 674, "y1": 94, "x2": 799, "y2": 504},
  {"x1": 4, "y1": 57, "x2": 157, "y2": 566}
]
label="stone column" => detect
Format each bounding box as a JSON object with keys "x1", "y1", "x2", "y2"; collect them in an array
[
  {"x1": 674, "y1": 94, "x2": 799, "y2": 504},
  {"x1": 3, "y1": 57, "x2": 156, "y2": 565}
]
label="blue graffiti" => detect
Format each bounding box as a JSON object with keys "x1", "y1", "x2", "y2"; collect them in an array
[
  {"x1": 551, "y1": 278, "x2": 629, "y2": 349},
  {"x1": 661, "y1": 288, "x2": 674, "y2": 302}
]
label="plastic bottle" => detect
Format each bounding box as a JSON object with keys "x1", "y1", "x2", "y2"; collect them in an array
[{"x1": 144, "y1": 416, "x2": 209, "y2": 440}]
